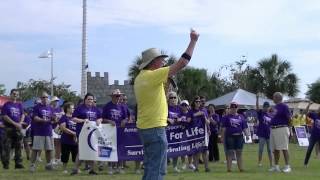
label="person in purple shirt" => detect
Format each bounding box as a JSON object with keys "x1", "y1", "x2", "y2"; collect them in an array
[
  {"x1": 1, "y1": 89, "x2": 24, "y2": 169},
  {"x1": 166, "y1": 91, "x2": 185, "y2": 173},
  {"x1": 269, "y1": 92, "x2": 292, "y2": 173},
  {"x1": 102, "y1": 89, "x2": 128, "y2": 175},
  {"x1": 71, "y1": 93, "x2": 102, "y2": 175},
  {"x1": 221, "y1": 102, "x2": 249, "y2": 172},
  {"x1": 59, "y1": 102, "x2": 78, "y2": 174},
  {"x1": 256, "y1": 94, "x2": 273, "y2": 168},
  {"x1": 190, "y1": 96, "x2": 210, "y2": 172},
  {"x1": 207, "y1": 104, "x2": 220, "y2": 163},
  {"x1": 30, "y1": 91, "x2": 56, "y2": 172},
  {"x1": 51, "y1": 96, "x2": 64, "y2": 165},
  {"x1": 0, "y1": 109, "x2": 5, "y2": 168},
  {"x1": 304, "y1": 102, "x2": 320, "y2": 167}
]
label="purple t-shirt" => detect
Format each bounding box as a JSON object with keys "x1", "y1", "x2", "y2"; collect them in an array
[
  {"x1": 2, "y1": 101, "x2": 23, "y2": 128},
  {"x1": 168, "y1": 105, "x2": 181, "y2": 125},
  {"x1": 73, "y1": 104, "x2": 102, "y2": 135},
  {"x1": 308, "y1": 112, "x2": 320, "y2": 138},
  {"x1": 179, "y1": 110, "x2": 192, "y2": 126},
  {"x1": 222, "y1": 114, "x2": 248, "y2": 136},
  {"x1": 102, "y1": 101, "x2": 127, "y2": 127},
  {"x1": 32, "y1": 104, "x2": 54, "y2": 136},
  {"x1": 270, "y1": 103, "x2": 291, "y2": 126},
  {"x1": 190, "y1": 109, "x2": 207, "y2": 128},
  {"x1": 256, "y1": 110, "x2": 272, "y2": 139},
  {"x1": 209, "y1": 113, "x2": 220, "y2": 134},
  {"x1": 59, "y1": 115, "x2": 77, "y2": 145},
  {"x1": 52, "y1": 107, "x2": 63, "y2": 129},
  {"x1": 122, "y1": 104, "x2": 131, "y2": 119}
]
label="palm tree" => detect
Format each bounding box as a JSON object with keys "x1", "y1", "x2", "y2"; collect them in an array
[
  {"x1": 306, "y1": 79, "x2": 320, "y2": 103},
  {"x1": 248, "y1": 54, "x2": 299, "y2": 99}
]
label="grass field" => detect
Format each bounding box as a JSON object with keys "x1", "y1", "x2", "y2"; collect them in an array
[{"x1": 1, "y1": 143, "x2": 319, "y2": 180}]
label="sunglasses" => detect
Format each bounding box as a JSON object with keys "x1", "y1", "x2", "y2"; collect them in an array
[
  {"x1": 41, "y1": 96, "x2": 48, "y2": 99},
  {"x1": 195, "y1": 100, "x2": 201, "y2": 103},
  {"x1": 230, "y1": 105, "x2": 238, "y2": 108},
  {"x1": 169, "y1": 97, "x2": 177, "y2": 99},
  {"x1": 181, "y1": 104, "x2": 188, "y2": 106},
  {"x1": 115, "y1": 95, "x2": 121, "y2": 98}
]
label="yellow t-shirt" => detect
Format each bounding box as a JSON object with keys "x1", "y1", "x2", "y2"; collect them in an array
[
  {"x1": 292, "y1": 116, "x2": 301, "y2": 126},
  {"x1": 134, "y1": 67, "x2": 170, "y2": 129}
]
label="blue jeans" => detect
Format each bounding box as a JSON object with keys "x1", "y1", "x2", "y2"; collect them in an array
[
  {"x1": 258, "y1": 137, "x2": 271, "y2": 157},
  {"x1": 138, "y1": 127, "x2": 168, "y2": 180}
]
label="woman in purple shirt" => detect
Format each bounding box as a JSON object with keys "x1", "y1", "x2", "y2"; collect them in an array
[
  {"x1": 71, "y1": 93, "x2": 102, "y2": 175},
  {"x1": 207, "y1": 104, "x2": 220, "y2": 162},
  {"x1": 190, "y1": 96, "x2": 210, "y2": 172},
  {"x1": 221, "y1": 102, "x2": 249, "y2": 172},
  {"x1": 256, "y1": 95, "x2": 273, "y2": 168},
  {"x1": 167, "y1": 91, "x2": 184, "y2": 173}
]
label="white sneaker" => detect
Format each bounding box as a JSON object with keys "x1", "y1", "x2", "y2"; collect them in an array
[
  {"x1": 29, "y1": 164, "x2": 36, "y2": 173},
  {"x1": 232, "y1": 160, "x2": 237, "y2": 165},
  {"x1": 258, "y1": 163, "x2": 262, "y2": 167},
  {"x1": 181, "y1": 164, "x2": 187, "y2": 170},
  {"x1": 188, "y1": 164, "x2": 196, "y2": 170},
  {"x1": 269, "y1": 166, "x2": 281, "y2": 172},
  {"x1": 282, "y1": 166, "x2": 292, "y2": 173},
  {"x1": 119, "y1": 168, "x2": 125, "y2": 174},
  {"x1": 108, "y1": 167, "x2": 114, "y2": 175},
  {"x1": 63, "y1": 170, "x2": 68, "y2": 174},
  {"x1": 135, "y1": 169, "x2": 142, "y2": 174},
  {"x1": 173, "y1": 166, "x2": 181, "y2": 173}
]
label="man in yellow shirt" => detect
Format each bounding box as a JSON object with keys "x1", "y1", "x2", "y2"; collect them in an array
[{"x1": 134, "y1": 29, "x2": 199, "y2": 180}]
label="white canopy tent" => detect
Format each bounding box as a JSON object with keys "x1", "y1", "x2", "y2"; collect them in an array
[{"x1": 206, "y1": 89, "x2": 274, "y2": 110}]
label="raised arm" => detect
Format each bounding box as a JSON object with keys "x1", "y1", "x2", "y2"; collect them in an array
[{"x1": 168, "y1": 29, "x2": 199, "y2": 77}]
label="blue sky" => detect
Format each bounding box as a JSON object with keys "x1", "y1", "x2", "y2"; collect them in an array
[{"x1": 1, "y1": 0, "x2": 320, "y2": 98}]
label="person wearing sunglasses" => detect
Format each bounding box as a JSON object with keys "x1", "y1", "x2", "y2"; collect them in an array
[
  {"x1": 1, "y1": 89, "x2": 25, "y2": 169},
  {"x1": 221, "y1": 102, "x2": 250, "y2": 172},
  {"x1": 30, "y1": 92, "x2": 56, "y2": 172},
  {"x1": 190, "y1": 96, "x2": 210, "y2": 172},
  {"x1": 167, "y1": 91, "x2": 185, "y2": 173},
  {"x1": 102, "y1": 89, "x2": 128, "y2": 174}
]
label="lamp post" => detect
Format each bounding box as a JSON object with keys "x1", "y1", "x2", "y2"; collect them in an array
[{"x1": 39, "y1": 48, "x2": 54, "y2": 97}]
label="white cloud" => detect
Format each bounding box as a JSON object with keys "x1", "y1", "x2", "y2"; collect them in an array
[{"x1": 1, "y1": 0, "x2": 320, "y2": 44}]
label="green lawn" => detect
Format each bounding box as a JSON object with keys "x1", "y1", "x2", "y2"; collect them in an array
[{"x1": 1, "y1": 144, "x2": 320, "y2": 180}]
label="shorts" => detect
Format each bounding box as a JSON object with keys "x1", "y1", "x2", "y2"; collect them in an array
[
  {"x1": 270, "y1": 127, "x2": 290, "y2": 151},
  {"x1": 32, "y1": 136, "x2": 54, "y2": 150},
  {"x1": 225, "y1": 135, "x2": 244, "y2": 151}
]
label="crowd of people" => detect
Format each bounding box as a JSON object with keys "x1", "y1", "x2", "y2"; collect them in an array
[{"x1": 1, "y1": 29, "x2": 320, "y2": 180}]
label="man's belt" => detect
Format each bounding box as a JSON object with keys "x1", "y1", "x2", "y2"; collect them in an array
[{"x1": 271, "y1": 125, "x2": 288, "y2": 129}]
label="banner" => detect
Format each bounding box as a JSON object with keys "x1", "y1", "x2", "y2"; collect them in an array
[
  {"x1": 117, "y1": 123, "x2": 208, "y2": 161},
  {"x1": 79, "y1": 121, "x2": 118, "y2": 161},
  {"x1": 80, "y1": 122, "x2": 208, "y2": 161},
  {"x1": 295, "y1": 126, "x2": 309, "y2": 147}
]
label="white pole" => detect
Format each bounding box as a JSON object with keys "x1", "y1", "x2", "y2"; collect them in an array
[
  {"x1": 50, "y1": 48, "x2": 54, "y2": 97},
  {"x1": 81, "y1": 0, "x2": 88, "y2": 98}
]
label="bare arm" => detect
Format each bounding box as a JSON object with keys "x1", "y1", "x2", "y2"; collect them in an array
[
  {"x1": 168, "y1": 29, "x2": 199, "y2": 77},
  {"x1": 60, "y1": 123, "x2": 76, "y2": 136},
  {"x1": 256, "y1": 93, "x2": 260, "y2": 110},
  {"x1": 3, "y1": 115, "x2": 22, "y2": 129}
]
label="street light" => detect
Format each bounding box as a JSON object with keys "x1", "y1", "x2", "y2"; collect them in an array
[{"x1": 39, "y1": 48, "x2": 54, "y2": 97}]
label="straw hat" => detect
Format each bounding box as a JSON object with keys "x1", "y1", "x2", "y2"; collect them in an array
[{"x1": 139, "y1": 48, "x2": 168, "y2": 70}]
